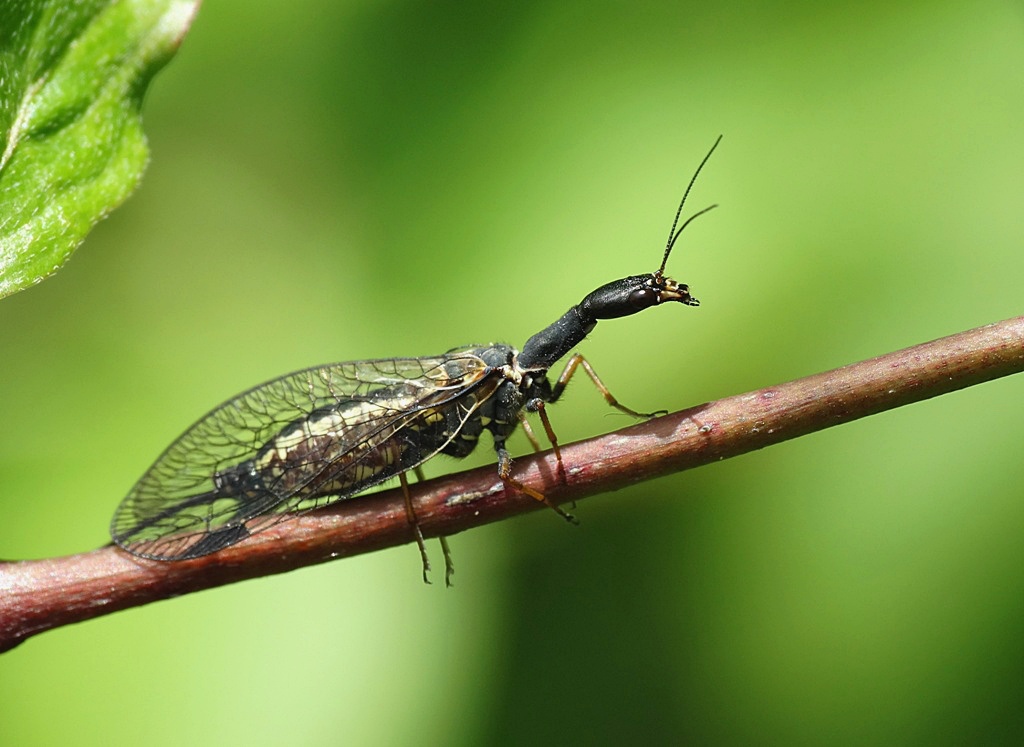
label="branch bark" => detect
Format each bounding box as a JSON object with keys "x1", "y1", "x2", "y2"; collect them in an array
[{"x1": 2, "y1": 315, "x2": 1023, "y2": 652}]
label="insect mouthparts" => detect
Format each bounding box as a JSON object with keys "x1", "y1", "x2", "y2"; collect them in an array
[{"x1": 660, "y1": 281, "x2": 700, "y2": 307}]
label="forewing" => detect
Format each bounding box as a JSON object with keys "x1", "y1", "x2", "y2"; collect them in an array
[{"x1": 112, "y1": 350, "x2": 498, "y2": 559}]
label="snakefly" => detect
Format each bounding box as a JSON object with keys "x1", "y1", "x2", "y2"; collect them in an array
[{"x1": 111, "y1": 136, "x2": 721, "y2": 584}]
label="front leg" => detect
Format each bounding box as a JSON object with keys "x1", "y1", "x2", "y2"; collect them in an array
[{"x1": 548, "y1": 353, "x2": 666, "y2": 418}]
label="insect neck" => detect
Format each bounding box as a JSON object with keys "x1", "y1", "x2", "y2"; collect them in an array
[{"x1": 516, "y1": 305, "x2": 597, "y2": 372}]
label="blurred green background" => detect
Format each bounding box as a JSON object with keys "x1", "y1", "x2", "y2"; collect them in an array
[{"x1": 3, "y1": 1, "x2": 1024, "y2": 744}]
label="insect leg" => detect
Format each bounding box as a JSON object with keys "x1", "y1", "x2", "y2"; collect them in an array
[
  {"x1": 523, "y1": 401, "x2": 567, "y2": 483},
  {"x1": 549, "y1": 353, "x2": 666, "y2": 418},
  {"x1": 398, "y1": 469, "x2": 432, "y2": 584},
  {"x1": 438, "y1": 537, "x2": 454, "y2": 586},
  {"x1": 413, "y1": 466, "x2": 454, "y2": 587},
  {"x1": 495, "y1": 442, "x2": 578, "y2": 525},
  {"x1": 517, "y1": 413, "x2": 543, "y2": 452}
]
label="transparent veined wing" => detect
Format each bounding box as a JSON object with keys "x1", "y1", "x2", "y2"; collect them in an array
[{"x1": 111, "y1": 348, "x2": 505, "y2": 560}]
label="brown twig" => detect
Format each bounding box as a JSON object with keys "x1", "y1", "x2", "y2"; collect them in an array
[{"x1": 2, "y1": 315, "x2": 1022, "y2": 652}]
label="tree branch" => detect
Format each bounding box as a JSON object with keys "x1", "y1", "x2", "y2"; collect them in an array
[{"x1": 2, "y1": 315, "x2": 1023, "y2": 652}]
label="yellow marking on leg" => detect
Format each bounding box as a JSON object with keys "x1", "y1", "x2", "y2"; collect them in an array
[
  {"x1": 552, "y1": 353, "x2": 662, "y2": 418},
  {"x1": 532, "y1": 401, "x2": 566, "y2": 482},
  {"x1": 517, "y1": 413, "x2": 542, "y2": 452}
]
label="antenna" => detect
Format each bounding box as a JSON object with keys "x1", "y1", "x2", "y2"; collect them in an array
[{"x1": 658, "y1": 135, "x2": 722, "y2": 275}]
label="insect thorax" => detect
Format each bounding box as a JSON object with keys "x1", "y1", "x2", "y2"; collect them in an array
[{"x1": 470, "y1": 343, "x2": 552, "y2": 444}]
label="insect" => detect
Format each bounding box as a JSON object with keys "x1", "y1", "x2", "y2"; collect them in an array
[{"x1": 111, "y1": 136, "x2": 721, "y2": 584}]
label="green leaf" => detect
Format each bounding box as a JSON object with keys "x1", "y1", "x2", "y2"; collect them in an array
[{"x1": 0, "y1": 0, "x2": 199, "y2": 299}]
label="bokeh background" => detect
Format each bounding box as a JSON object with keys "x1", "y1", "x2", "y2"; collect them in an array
[{"x1": 3, "y1": 1, "x2": 1024, "y2": 744}]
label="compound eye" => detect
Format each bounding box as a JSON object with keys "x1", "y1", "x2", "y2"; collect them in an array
[{"x1": 628, "y1": 287, "x2": 658, "y2": 308}]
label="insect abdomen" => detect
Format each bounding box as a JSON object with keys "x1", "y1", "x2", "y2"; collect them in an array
[{"x1": 244, "y1": 386, "x2": 489, "y2": 503}]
